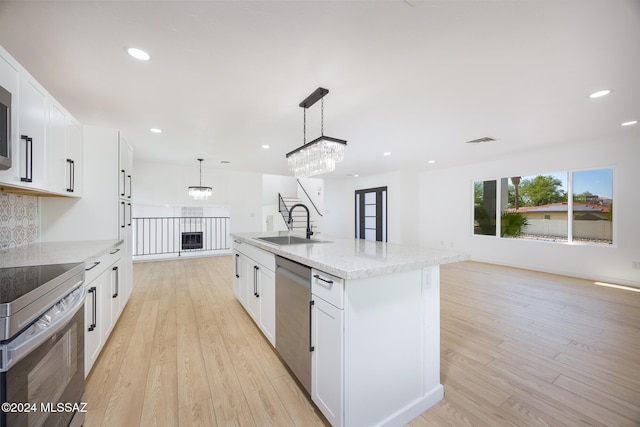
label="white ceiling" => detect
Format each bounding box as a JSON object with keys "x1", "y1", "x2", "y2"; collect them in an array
[{"x1": 0, "y1": 0, "x2": 638, "y2": 178}]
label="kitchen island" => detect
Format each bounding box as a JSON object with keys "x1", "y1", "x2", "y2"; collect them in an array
[{"x1": 231, "y1": 232, "x2": 468, "y2": 427}]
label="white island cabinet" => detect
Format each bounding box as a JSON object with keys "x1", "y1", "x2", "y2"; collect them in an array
[
  {"x1": 230, "y1": 232, "x2": 468, "y2": 427},
  {"x1": 232, "y1": 240, "x2": 276, "y2": 346}
]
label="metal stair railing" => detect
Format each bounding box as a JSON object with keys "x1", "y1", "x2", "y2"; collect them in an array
[
  {"x1": 278, "y1": 193, "x2": 314, "y2": 232},
  {"x1": 297, "y1": 179, "x2": 323, "y2": 217}
]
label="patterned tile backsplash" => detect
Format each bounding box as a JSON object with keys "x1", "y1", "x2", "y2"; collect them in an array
[{"x1": 0, "y1": 193, "x2": 39, "y2": 249}]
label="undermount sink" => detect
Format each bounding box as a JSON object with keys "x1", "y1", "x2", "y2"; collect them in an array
[{"x1": 256, "y1": 236, "x2": 327, "y2": 245}]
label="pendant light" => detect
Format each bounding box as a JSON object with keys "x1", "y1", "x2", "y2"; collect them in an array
[
  {"x1": 286, "y1": 87, "x2": 347, "y2": 178},
  {"x1": 188, "y1": 158, "x2": 212, "y2": 200}
]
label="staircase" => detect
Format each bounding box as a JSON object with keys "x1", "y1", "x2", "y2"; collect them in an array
[{"x1": 279, "y1": 194, "x2": 318, "y2": 235}]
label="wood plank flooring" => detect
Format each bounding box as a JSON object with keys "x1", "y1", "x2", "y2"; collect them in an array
[{"x1": 85, "y1": 257, "x2": 640, "y2": 426}]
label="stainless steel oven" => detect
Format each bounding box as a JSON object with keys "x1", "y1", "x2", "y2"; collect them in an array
[
  {"x1": 0, "y1": 84, "x2": 10, "y2": 171},
  {"x1": 0, "y1": 263, "x2": 85, "y2": 427}
]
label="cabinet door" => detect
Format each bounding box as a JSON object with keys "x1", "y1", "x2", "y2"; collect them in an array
[
  {"x1": 120, "y1": 239, "x2": 133, "y2": 303},
  {"x1": 246, "y1": 263, "x2": 260, "y2": 321},
  {"x1": 100, "y1": 267, "x2": 115, "y2": 343},
  {"x1": 84, "y1": 280, "x2": 103, "y2": 377},
  {"x1": 45, "y1": 101, "x2": 66, "y2": 193},
  {"x1": 109, "y1": 260, "x2": 123, "y2": 330},
  {"x1": 16, "y1": 75, "x2": 47, "y2": 188},
  {"x1": 118, "y1": 134, "x2": 133, "y2": 199},
  {"x1": 257, "y1": 266, "x2": 275, "y2": 346},
  {"x1": 65, "y1": 116, "x2": 82, "y2": 195},
  {"x1": 233, "y1": 251, "x2": 246, "y2": 304},
  {"x1": 311, "y1": 296, "x2": 344, "y2": 427}
]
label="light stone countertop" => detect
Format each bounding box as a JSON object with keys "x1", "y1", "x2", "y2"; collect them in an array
[
  {"x1": 0, "y1": 239, "x2": 123, "y2": 268},
  {"x1": 231, "y1": 232, "x2": 469, "y2": 280}
]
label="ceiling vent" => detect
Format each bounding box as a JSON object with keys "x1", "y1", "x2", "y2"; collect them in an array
[{"x1": 465, "y1": 136, "x2": 497, "y2": 144}]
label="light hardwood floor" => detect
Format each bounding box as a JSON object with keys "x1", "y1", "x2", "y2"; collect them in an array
[{"x1": 85, "y1": 257, "x2": 640, "y2": 426}]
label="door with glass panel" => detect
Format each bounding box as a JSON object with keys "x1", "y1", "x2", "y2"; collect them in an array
[{"x1": 355, "y1": 187, "x2": 387, "y2": 242}]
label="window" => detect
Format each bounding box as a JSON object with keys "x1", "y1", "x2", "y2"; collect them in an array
[
  {"x1": 472, "y1": 168, "x2": 613, "y2": 245},
  {"x1": 473, "y1": 180, "x2": 496, "y2": 236},
  {"x1": 572, "y1": 169, "x2": 613, "y2": 244},
  {"x1": 507, "y1": 172, "x2": 568, "y2": 242}
]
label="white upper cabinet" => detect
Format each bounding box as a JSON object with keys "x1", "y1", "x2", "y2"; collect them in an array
[
  {"x1": 16, "y1": 74, "x2": 47, "y2": 189},
  {"x1": 46, "y1": 100, "x2": 82, "y2": 196},
  {"x1": 0, "y1": 44, "x2": 82, "y2": 196},
  {"x1": 65, "y1": 116, "x2": 82, "y2": 195},
  {"x1": 118, "y1": 134, "x2": 132, "y2": 200},
  {"x1": 46, "y1": 101, "x2": 66, "y2": 193}
]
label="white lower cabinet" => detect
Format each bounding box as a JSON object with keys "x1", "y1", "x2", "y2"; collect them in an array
[
  {"x1": 256, "y1": 265, "x2": 275, "y2": 344},
  {"x1": 311, "y1": 296, "x2": 344, "y2": 427},
  {"x1": 233, "y1": 251, "x2": 248, "y2": 306},
  {"x1": 84, "y1": 271, "x2": 106, "y2": 376},
  {"x1": 242, "y1": 258, "x2": 275, "y2": 346},
  {"x1": 232, "y1": 244, "x2": 275, "y2": 346},
  {"x1": 231, "y1": 241, "x2": 443, "y2": 426},
  {"x1": 84, "y1": 244, "x2": 126, "y2": 377}
]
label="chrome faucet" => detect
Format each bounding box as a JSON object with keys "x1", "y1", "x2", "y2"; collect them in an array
[{"x1": 288, "y1": 203, "x2": 314, "y2": 239}]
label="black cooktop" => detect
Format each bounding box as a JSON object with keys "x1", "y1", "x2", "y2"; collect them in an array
[{"x1": 0, "y1": 263, "x2": 83, "y2": 304}]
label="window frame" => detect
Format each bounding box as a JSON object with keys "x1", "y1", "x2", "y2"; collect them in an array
[{"x1": 471, "y1": 167, "x2": 615, "y2": 247}]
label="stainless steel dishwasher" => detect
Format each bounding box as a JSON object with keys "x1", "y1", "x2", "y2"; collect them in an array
[{"x1": 275, "y1": 255, "x2": 312, "y2": 394}]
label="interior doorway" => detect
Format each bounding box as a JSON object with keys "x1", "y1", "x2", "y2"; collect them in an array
[{"x1": 355, "y1": 186, "x2": 387, "y2": 242}]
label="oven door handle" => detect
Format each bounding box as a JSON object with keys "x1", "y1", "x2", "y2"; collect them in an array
[{"x1": 0, "y1": 284, "x2": 85, "y2": 372}]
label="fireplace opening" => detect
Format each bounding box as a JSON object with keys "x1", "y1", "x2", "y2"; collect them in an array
[{"x1": 181, "y1": 232, "x2": 203, "y2": 250}]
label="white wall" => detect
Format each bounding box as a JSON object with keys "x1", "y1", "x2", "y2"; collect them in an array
[
  {"x1": 418, "y1": 135, "x2": 640, "y2": 287},
  {"x1": 324, "y1": 170, "x2": 420, "y2": 246},
  {"x1": 134, "y1": 161, "x2": 262, "y2": 232}
]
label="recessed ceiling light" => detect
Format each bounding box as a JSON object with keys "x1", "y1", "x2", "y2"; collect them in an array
[
  {"x1": 150, "y1": 128, "x2": 162, "y2": 134},
  {"x1": 126, "y1": 47, "x2": 151, "y2": 61},
  {"x1": 589, "y1": 89, "x2": 611, "y2": 98},
  {"x1": 428, "y1": 160, "x2": 436, "y2": 164},
  {"x1": 346, "y1": 174, "x2": 359, "y2": 178},
  {"x1": 383, "y1": 152, "x2": 391, "y2": 156},
  {"x1": 621, "y1": 120, "x2": 638, "y2": 126},
  {"x1": 262, "y1": 144, "x2": 270, "y2": 149}
]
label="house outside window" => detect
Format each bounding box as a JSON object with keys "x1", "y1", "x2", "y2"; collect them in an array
[{"x1": 473, "y1": 168, "x2": 613, "y2": 245}]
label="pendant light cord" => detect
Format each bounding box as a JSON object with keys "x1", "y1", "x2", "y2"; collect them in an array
[{"x1": 321, "y1": 97, "x2": 324, "y2": 136}]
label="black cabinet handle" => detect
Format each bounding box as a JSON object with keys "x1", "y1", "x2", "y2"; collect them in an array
[
  {"x1": 85, "y1": 261, "x2": 100, "y2": 271},
  {"x1": 309, "y1": 300, "x2": 315, "y2": 352},
  {"x1": 110, "y1": 248, "x2": 121, "y2": 255},
  {"x1": 313, "y1": 274, "x2": 334, "y2": 285},
  {"x1": 235, "y1": 254, "x2": 240, "y2": 278},
  {"x1": 88, "y1": 286, "x2": 97, "y2": 331},
  {"x1": 253, "y1": 265, "x2": 260, "y2": 297},
  {"x1": 127, "y1": 174, "x2": 132, "y2": 199},
  {"x1": 20, "y1": 135, "x2": 33, "y2": 183},
  {"x1": 66, "y1": 158, "x2": 75, "y2": 192},
  {"x1": 121, "y1": 201, "x2": 126, "y2": 228},
  {"x1": 127, "y1": 202, "x2": 132, "y2": 226},
  {"x1": 112, "y1": 266, "x2": 119, "y2": 298},
  {"x1": 120, "y1": 169, "x2": 126, "y2": 196}
]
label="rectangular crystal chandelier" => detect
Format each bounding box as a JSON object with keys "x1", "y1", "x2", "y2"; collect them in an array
[
  {"x1": 286, "y1": 136, "x2": 347, "y2": 178},
  {"x1": 286, "y1": 87, "x2": 347, "y2": 178}
]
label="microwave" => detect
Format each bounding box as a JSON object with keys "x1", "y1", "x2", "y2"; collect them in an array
[{"x1": 0, "y1": 84, "x2": 11, "y2": 170}]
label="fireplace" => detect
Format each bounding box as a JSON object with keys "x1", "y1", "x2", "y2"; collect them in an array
[{"x1": 181, "y1": 232, "x2": 203, "y2": 250}]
